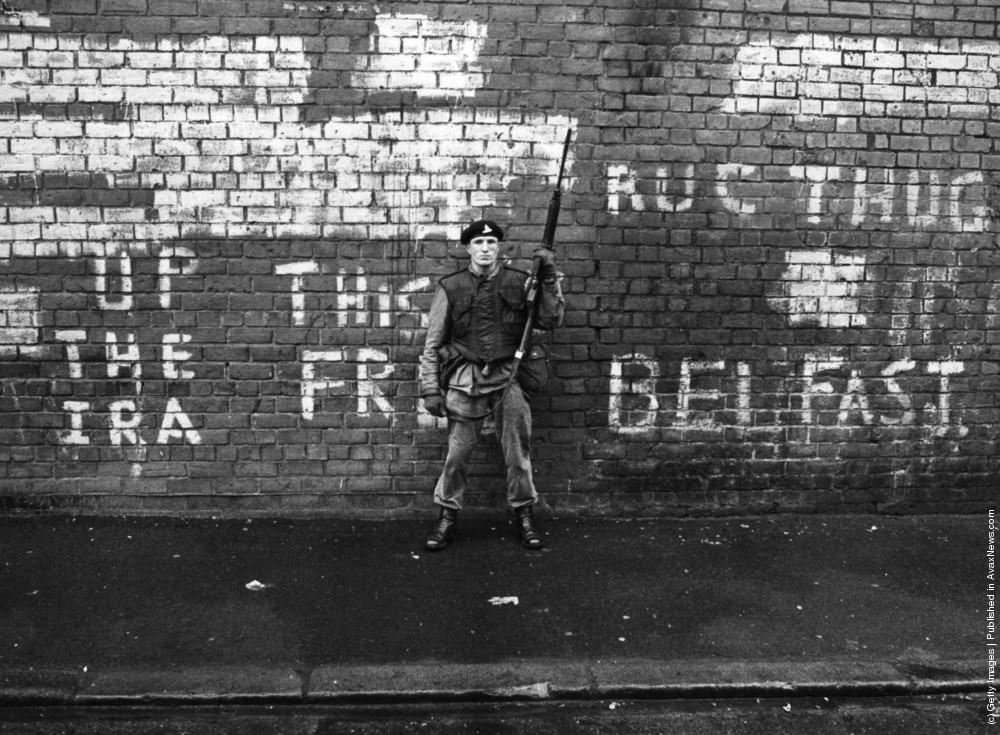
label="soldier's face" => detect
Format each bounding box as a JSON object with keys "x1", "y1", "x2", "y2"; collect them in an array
[{"x1": 467, "y1": 236, "x2": 500, "y2": 270}]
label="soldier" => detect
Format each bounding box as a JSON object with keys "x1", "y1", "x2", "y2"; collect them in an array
[{"x1": 419, "y1": 219, "x2": 565, "y2": 551}]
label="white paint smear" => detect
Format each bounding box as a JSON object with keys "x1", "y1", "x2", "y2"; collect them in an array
[
  {"x1": 0, "y1": 11, "x2": 51, "y2": 28},
  {"x1": 0, "y1": 286, "x2": 39, "y2": 345},
  {"x1": 353, "y1": 14, "x2": 489, "y2": 99},
  {"x1": 0, "y1": 30, "x2": 577, "y2": 251},
  {"x1": 767, "y1": 250, "x2": 869, "y2": 328},
  {"x1": 722, "y1": 34, "x2": 1000, "y2": 120}
]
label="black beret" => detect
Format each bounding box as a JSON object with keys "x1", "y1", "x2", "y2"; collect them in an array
[{"x1": 460, "y1": 219, "x2": 505, "y2": 245}]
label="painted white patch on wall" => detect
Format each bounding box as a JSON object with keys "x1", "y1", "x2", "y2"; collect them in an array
[
  {"x1": 353, "y1": 13, "x2": 489, "y2": 99},
  {"x1": 0, "y1": 10, "x2": 51, "y2": 28},
  {"x1": 722, "y1": 34, "x2": 1000, "y2": 119},
  {"x1": 767, "y1": 250, "x2": 869, "y2": 328},
  {"x1": 0, "y1": 286, "x2": 39, "y2": 345},
  {"x1": 0, "y1": 30, "x2": 576, "y2": 253},
  {"x1": 145, "y1": 108, "x2": 573, "y2": 241}
]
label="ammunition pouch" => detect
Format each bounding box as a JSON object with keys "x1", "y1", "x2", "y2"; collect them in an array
[{"x1": 516, "y1": 344, "x2": 550, "y2": 394}]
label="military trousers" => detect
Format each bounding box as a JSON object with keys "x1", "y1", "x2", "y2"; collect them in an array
[{"x1": 432, "y1": 383, "x2": 539, "y2": 511}]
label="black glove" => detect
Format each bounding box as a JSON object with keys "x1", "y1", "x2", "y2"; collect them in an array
[
  {"x1": 533, "y1": 247, "x2": 557, "y2": 282},
  {"x1": 423, "y1": 394, "x2": 446, "y2": 418}
]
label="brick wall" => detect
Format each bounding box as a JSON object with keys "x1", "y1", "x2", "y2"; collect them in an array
[{"x1": 0, "y1": 0, "x2": 996, "y2": 515}]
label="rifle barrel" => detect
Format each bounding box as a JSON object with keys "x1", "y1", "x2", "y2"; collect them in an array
[
  {"x1": 555, "y1": 128, "x2": 572, "y2": 188},
  {"x1": 542, "y1": 129, "x2": 573, "y2": 248}
]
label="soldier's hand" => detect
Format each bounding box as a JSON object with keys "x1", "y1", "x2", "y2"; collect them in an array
[
  {"x1": 533, "y1": 247, "x2": 557, "y2": 282},
  {"x1": 533, "y1": 247, "x2": 556, "y2": 266},
  {"x1": 423, "y1": 394, "x2": 446, "y2": 418}
]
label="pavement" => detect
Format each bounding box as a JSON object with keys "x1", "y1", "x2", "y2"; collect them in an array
[{"x1": 0, "y1": 511, "x2": 988, "y2": 706}]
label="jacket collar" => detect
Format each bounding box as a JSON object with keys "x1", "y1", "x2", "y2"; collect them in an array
[{"x1": 468, "y1": 262, "x2": 501, "y2": 280}]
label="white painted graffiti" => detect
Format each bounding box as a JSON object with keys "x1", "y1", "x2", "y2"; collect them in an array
[
  {"x1": 274, "y1": 261, "x2": 433, "y2": 420},
  {"x1": 275, "y1": 260, "x2": 430, "y2": 331},
  {"x1": 606, "y1": 163, "x2": 991, "y2": 232},
  {"x1": 48, "y1": 253, "x2": 435, "y2": 441},
  {"x1": 609, "y1": 352, "x2": 968, "y2": 437},
  {"x1": 301, "y1": 348, "x2": 394, "y2": 420},
  {"x1": 54, "y1": 326, "x2": 203, "y2": 447},
  {"x1": 48, "y1": 247, "x2": 202, "y2": 450},
  {"x1": 59, "y1": 395, "x2": 201, "y2": 448},
  {"x1": 708, "y1": 32, "x2": 997, "y2": 231}
]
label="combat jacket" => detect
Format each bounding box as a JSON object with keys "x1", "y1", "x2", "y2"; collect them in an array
[
  {"x1": 419, "y1": 263, "x2": 564, "y2": 398},
  {"x1": 442, "y1": 265, "x2": 529, "y2": 364}
]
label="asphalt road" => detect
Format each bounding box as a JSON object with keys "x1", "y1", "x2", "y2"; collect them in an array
[{"x1": 0, "y1": 514, "x2": 982, "y2": 670}]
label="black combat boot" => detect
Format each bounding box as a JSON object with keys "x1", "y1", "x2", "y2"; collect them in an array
[
  {"x1": 425, "y1": 507, "x2": 458, "y2": 551},
  {"x1": 514, "y1": 505, "x2": 545, "y2": 550}
]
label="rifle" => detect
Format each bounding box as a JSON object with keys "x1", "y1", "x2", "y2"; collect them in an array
[{"x1": 509, "y1": 128, "x2": 573, "y2": 381}]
